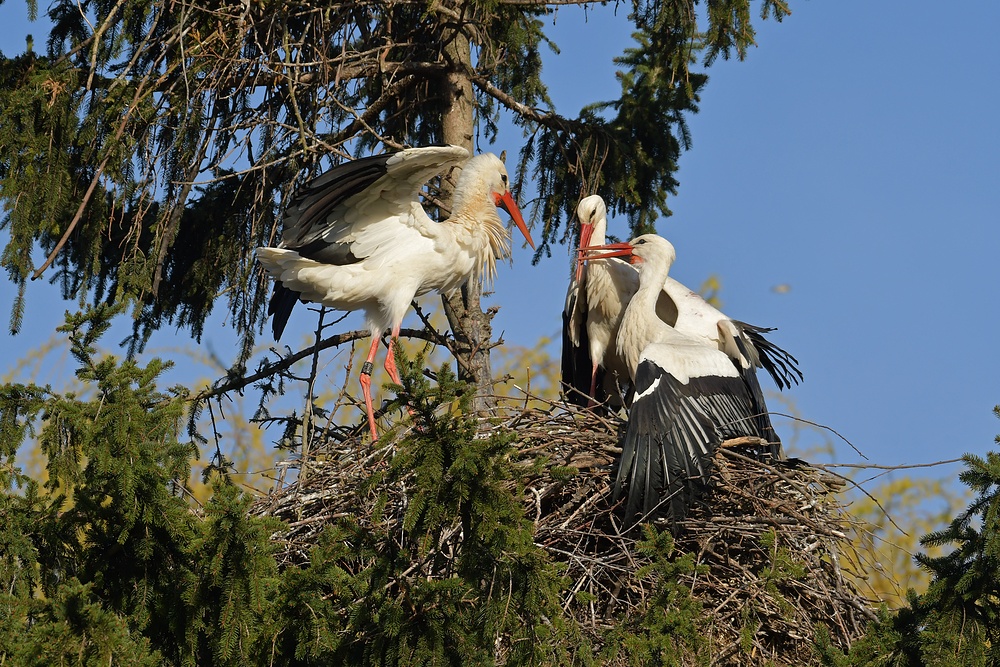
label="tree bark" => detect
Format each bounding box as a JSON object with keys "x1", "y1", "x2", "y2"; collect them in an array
[{"x1": 438, "y1": 5, "x2": 497, "y2": 413}]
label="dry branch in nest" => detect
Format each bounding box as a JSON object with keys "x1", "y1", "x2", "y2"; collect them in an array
[{"x1": 251, "y1": 393, "x2": 877, "y2": 665}]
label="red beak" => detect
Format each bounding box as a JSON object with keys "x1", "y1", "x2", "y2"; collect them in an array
[
  {"x1": 577, "y1": 242, "x2": 634, "y2": 264},
  {"x1": 493, "y1": 191, "x2": 535, "y2": 250},
  {"x1": 574, "y1": 223, "x2": 596, "y2": 282}
]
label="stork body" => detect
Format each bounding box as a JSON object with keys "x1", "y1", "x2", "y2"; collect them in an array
[
  {"x1": 582, "y1": 234, "x2": 785, "y2": 526},
  {"x1": 562, "y1": 196, "x2": 633, "y2": 407},
  {"x1": 563, "y1": 195, "x2": 800, "y2": 411},
  {"x1": 257, "y1": 145, "x2": 534, "y2": 440}
]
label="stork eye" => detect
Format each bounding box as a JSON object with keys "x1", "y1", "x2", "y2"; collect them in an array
[
  {"x1": 634, "y1": 238, "x2": 647, "y2": 245},
  {"x1": 501, "y1": 174, "x2": 508, "y2": 184}
]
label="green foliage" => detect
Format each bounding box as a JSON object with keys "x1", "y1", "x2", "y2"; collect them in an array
[
  {"x1": 0, "y1": 579, "x2": 162, "y2": 667},
  {"x1": 181, "y1": 481, "x2": 283, "y2": 666},
  {"x1": 702, "y1": 0, "x2": 792, "y2": 65},
  {"x1": 10, "y1": 307, "x2": 1000, "y2": 666},
  {"x1": 3, "y1": 315, "x2": 604, "y2": 665},
  {"x1": 601, "y1": 526, "x2": 709, "y2": 665},
  {"x1": 0, "y1": 51, "x2": 85, "y2": 333},
  {"x1": 269, "y1": 351, "x2": 590, "y2": 666},
  {"x1": 0, "y1": 307, "x2": 283, "y2": 666},
  {"x1": 523, "y1": 19, "x2": 708, "y2": 257},
  {"x1": 758, "y1": 528, "x2": 806, "y2": 609},
  {"x1": 907, "y1": 448, "x2": 1000, "y2": 664}
]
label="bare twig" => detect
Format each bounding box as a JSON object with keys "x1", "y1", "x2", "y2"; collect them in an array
[{"x1": 769, "y1": 411, "x2": 868, "y2": 460}]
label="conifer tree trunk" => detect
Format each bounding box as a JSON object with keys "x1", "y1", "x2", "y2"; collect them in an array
[{"x1": 438, "y1": 7, "x2": 498, "y2": 412}]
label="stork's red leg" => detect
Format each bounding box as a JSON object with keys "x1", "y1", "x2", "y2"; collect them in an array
[
  {"x1": 588, "y1": 363, "x2": 600, "y2": 408},
  {"x1": 383, "y1": 328, "x2": 420, "y2": 426},
  {"x1": 359, "y1": 335, "x2": 381, "y2": 441}
]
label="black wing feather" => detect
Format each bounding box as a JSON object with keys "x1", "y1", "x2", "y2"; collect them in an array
[
  {"x1": 281, "y1": 154, "x2": 393, "y2": 248},
  {"x1": 268, "y1": 282, "x2": 301, "y2": 341},
  {"x1": 729, "y1": 330, "x2": 784, "y2": 459},
  {"x1": 561, "y1": 276, "x2": 615, "y2": 409},
  {"x1": 737, "y1": 361, "x2": 784, "y2": 459},
  {"x1": 614, "y1": 360, "x2": 769, "y2": 527},
  {"x1": 263, "y1": 154, "x2": 394, "y2": 341},
  {"x1": 561, "y1": 313, "x2": 608, "y2": 408},
  {"x1": 734, "y1": 320, "x2": 804, "y2": 391}
]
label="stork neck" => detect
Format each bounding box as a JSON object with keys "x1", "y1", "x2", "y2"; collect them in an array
[
  {"x1": 591, "y1": 217, "x2": 608, "y2": 246},
  {"x1": 633, "y1": 259, "x2": 670, "y2": 307},
  {"x1": 618, "y1": 256, "x2": 673, "y2": 378}
]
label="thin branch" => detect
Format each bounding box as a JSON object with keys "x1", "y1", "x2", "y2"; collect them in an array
[
  {"x1": 814, "y1": 458, "x2": 965, "y2": 472},
  {"x1": 31, "y1": 159, "x2": 110, "y2": 280},
  {"x1": 31, "y1": 34, "x2": 170, "y2": 280},
  {"x1": 802, "y1": 462, "x2": 910, "y2": 537},
  {"x1": 299, "y1": 307, "x2": 329, "y2": 495},
  {"x1": 472, "y1": 75, "x2": 586, "y2": 132},
  {"x1": 769, "y1": 411, "x2": 868, "y2": 460},
  {"x1": 191, "y1": 327, "x2": 448, "y2": 403}
]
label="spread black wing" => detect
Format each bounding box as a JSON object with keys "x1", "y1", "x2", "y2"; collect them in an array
[{"x1": 614, "y1": 353, "x2": 772, "y2": 527}]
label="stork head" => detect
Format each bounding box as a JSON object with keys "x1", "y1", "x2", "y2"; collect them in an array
[
  {"x1": 626, "y1": 234, "x2": 676, "y2": 270},
  {"x1": 578, "y1": 234, "x2": 677, "y2": 283},
  {"x1": 460, "y1": 153, "x2": 534, "y2": 250},
  {"x1": 574, "y1": 195, "x2": 608, "y2": 282}
]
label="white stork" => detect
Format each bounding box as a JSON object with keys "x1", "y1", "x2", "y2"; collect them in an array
[
  {"x1": 257, "y1": 145, "x2": 534, "y2": 441},
  {"x1": 564, "y1": 195, "x2": 801, "y2": 411},
  {"x1": 562, "y1": 195, "x2": 635, "y2": 408},
  {"x1": 579, "y1": 234, "x2": 787, "y2": 526}
]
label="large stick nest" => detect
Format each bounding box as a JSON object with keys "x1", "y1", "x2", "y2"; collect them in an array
[{"x1": 251, "y1": 396, "x2": 877, "y2": 665}]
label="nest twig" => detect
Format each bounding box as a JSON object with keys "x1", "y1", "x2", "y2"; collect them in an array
[{"x1": 251, "y1": 392, "x2": 876, "y2": 665}]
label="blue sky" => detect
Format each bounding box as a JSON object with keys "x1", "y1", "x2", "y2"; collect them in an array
[{"x1": 2, "y1": 1, "x2": 998, "y2": 480}]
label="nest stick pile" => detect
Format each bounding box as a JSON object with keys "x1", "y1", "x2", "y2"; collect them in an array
[{"x1": 252, "y1": 397, "x2": 876, "y2": 664}]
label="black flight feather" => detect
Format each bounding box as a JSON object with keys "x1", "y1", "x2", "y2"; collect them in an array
[
  {"x1": 560, "y1": 285, "x2": 612, "y2": 408},
  {"x1": 734, "y1": 320, "x2": 804, "y2": 391},
  {"x1": 268, "y1": 282, "x2": 301, "y2": 341},
  {"x1": 614, "y1": 360, "x2": 772, "y2": 528},
  {"x1": 264, "y1": 154, "x2": 394, "y2": 340}
]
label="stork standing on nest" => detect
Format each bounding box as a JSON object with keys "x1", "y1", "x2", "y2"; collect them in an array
[
  {"x1": 257, "y1": 145, "x2": 535, "y2": 441},
  {"x1": 562, "y1": 195, "x2": 636, "y2": 408},
  {"x1": 579, "y1": 234, "x2": 788, "y2": 526},
  {"x1": 565, "y1": 195, "x2": 801, "y2": 410}
]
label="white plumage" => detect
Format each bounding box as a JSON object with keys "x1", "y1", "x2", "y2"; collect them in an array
[
  {"x1": 562, "y1": 196, "x2": 635, "y2": 407},
  {"x1": 257, "y1": 145, "x2": 534, "y2": 441}
]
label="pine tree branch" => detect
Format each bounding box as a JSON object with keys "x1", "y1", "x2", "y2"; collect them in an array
[
  {"x1": 73, "y1": 61, "x2": 446, "y2": 95},
  {"x1": 86, "y1": 0, "x2": 130, "y2": 91},
  {"x1": 471, "y1": 75, "x2": 590, "y2": 133},
  {"x1": 322, "y1": 74, "x2": 420, "y2": 151},
  {"x1": 30, "y1": 159, "x2": 109, "y2": 280},
  {"x1": 152, "y1": 115, "x2": 217, "y2": 295},
  {"x1": 31, "y1": 57, "x2": 160, "y2": 280}
]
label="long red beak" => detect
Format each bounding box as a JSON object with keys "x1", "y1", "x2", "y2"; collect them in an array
[
  {"x1": 577, "y1": 242, "x2": 634, "y2": 264},
  {"x1": 574, "y1": 223, "x2": 595, "y2": 282},
  {"x1": 493, "y1": 191, "x2": 535, "y2": 250}
]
